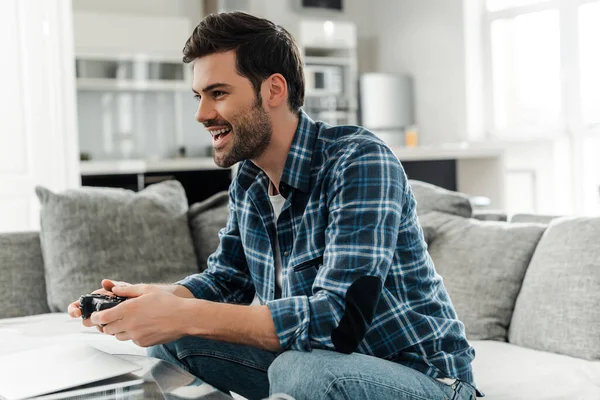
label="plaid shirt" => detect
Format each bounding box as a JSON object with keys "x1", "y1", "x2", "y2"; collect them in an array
[{"x1": 179, "y1": 111, "x2": 478, "y2": 389}]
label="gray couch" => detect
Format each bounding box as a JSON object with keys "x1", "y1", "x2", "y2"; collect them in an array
[{"x1": 1, "y1": 180, "x2": 599, "y2": 399}]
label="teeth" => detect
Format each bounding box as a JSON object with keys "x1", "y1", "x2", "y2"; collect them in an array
[{"x1": 210, "y1": 128, "x2": 231, "y2": 137}]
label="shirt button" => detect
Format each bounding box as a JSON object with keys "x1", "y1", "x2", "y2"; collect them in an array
[{"x1": 283, "y1": 251, "x2": 289, "y2": 256}]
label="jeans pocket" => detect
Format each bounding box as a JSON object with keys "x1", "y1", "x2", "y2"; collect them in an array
[{"x1": 427, "y1": 377, "x2": 456, "y2": 400}]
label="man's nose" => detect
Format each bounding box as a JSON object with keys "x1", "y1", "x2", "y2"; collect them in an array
[{"x1": 195, "y1": 99, "x2": 217, "y2": 123}]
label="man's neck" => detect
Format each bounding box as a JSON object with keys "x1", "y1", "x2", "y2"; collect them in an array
[{"x1": 252, "y1": 111, "x2": 299, "y2": 193}]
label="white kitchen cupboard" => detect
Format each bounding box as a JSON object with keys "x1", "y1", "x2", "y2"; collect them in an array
[{"x1": 0, "y1": 0, "x2": 80, "y2": 233}]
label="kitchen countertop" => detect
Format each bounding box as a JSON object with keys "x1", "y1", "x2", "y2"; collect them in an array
[
  {"x1": 80, "y1": 157, "x2": 225, "y2": 176},
  {"x1": 80, "y1": 144, "x2": 504, "y2": 176}
]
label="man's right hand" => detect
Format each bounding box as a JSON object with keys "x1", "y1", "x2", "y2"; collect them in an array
[
  {"x1": 67, "y1": 279, "x2": 131, "y2": 327},
  {"x1": 67, "y1": 279, "x2": 194, "y2": 328}
]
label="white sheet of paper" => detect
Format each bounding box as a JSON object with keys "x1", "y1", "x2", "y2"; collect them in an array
[{"x1": 0, "y1": 343, "x2": 142, "y2": 400}]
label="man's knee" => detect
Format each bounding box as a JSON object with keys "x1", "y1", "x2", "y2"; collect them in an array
[{"x1": 268, "y1": 350, "x2": 338, "y2": 398}]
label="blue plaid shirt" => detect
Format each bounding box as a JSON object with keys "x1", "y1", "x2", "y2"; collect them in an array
[{"x1": 179, "y1": 111, "x2": 478, "y2": 389}]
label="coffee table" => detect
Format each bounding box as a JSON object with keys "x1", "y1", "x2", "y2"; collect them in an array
[{"x1": 43, "y1": 354, "x2": 233, "y2": 400}]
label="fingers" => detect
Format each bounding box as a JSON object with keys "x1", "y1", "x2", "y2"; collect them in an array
[
  {"x1": 115, "y1": 332, "x2": 131, "y2": 341},
  {"x1": 67, "y1": 301, "x2": 81, "y2": 318},
  {"x1": 101, "y1": 279, "x2": 116, "y2": 291},
  {"x1": 102, "y1": 319, "x2": 125, "y2": 336},
  {"x1": 91, "y1": 288, "x2": 115, "y2": 297},
  {"x1": 102, "y1": 279, "x2": 131, "y2": 292}
]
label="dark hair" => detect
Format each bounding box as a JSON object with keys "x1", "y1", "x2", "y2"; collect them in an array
[{"x1": 183, "y1": 12, "x2": 305, "y2": 112}]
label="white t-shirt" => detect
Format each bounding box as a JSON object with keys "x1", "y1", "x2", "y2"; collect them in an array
[{"x1": 269, "y1": 191, "x2": 286, "y2": 297}]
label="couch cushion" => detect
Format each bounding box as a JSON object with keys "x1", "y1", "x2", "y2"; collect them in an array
[
  {"x1": 509, "y1": 216, "x2": 600, "y2": 360},
  {"x1": 0, "y1": 232, "x2": 50, "y2": 318},
  {"x1": 471, "y1": 339, "x2": 600, "y2": 400},
  {"x1": 36, "y1": 180, "x2": 198, "y2": 312},
  {"x1": 420, "y1": 212, "x2": 546, "y2": 341},
  {"x1": 409, "y1": 180, "x2": 473, "y2": 218},
  {"x1": 510, "y1": 213, "x2": 559, "y2": 224},
  {"x1": 188, "y1": 191, "x2": 229, "y2": 272}
]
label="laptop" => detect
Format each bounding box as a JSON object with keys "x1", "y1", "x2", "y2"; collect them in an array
[{"x1": 0, "y1": 343, "x2": 142, "y2": 400}]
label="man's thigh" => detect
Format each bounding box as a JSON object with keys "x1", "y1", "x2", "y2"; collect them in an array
[
  {"x1": 268, "y1": 349, "x2": 473, "y2": 400},
  {"x1": 148, "y1": 336, "x2": 277, "y2": 400}
]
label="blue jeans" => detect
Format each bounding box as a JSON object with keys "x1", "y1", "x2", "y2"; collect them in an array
[{"x1": 147, "y1": 336, "x2": 476, "y2": 400}]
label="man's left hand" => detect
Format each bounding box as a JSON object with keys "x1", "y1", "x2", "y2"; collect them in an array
[{"x1": 90, "y1": 284, "x2": 189, "y2": 347}]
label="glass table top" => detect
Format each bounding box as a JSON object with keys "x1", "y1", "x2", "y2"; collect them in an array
[{"x1": 36, "y1": 354, "x2": 233, "y2": 400}]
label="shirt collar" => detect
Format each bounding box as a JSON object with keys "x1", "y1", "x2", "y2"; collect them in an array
[{"x1": 237, "y1": 110, "x2": 318, "y2": 195}]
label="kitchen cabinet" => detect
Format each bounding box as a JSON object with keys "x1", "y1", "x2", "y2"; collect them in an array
[{"x1": 80, "y1": 158, "x2": 232, "y2": 205}]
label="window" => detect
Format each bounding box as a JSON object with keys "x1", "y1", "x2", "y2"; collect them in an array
[
  {"x1": 579, "y1": 1, "x2": 600, "y2": 126},
  {"x1": 490, "y1": 10, "x2": 561, "y2": 133},
  {"x1": 486, "y1": 0, "x2": 551, "y2": 12},
  {"x1": 486, "y1": 0, "x2": 600, "y2": 214},
  {"x1": 486, "y1": 0, "x2": 600, "y2": 137}
]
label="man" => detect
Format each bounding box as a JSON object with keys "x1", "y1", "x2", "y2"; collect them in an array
[{"x1": 68, "y1": 11, "x2": 481, "y2": 400}]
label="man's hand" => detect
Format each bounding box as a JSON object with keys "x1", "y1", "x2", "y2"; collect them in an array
[
  {"x1": 67, "y1": 279, "x2": 131, "y2": 329},
  {"x1": 90, "y1": 284, "x2": 190, "y2": 347}
]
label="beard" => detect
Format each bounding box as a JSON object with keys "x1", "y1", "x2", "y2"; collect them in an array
[{"x1": 211, "y1": 97, "x2": 273, "y2": 168}]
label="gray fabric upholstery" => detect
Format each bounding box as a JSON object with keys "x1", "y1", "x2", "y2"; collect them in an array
[
  {"x1": 35, "y1": 180, "x2": 198, "y2": 312},
  {"x1": 472, "y1": 210, "x2": 508, "y2": 222},
  {"x1": 510, "y1": 213, "x2": 559, "y2": 224},
  {"x1": 509, "y1": 216, "x2": 600, "y2": 360},
  {"x1": 420, "y1": 211, "x2": 546, "y2": 341},
  {"x1": 409, "y1": 180, "x2": 473, "y2": 218},
  {"x1": 188, "y1": 191, "x2": 229, "y2": 272},
  {"x1": 0, "y1": 232, "x2": 50, "y2": 318}
]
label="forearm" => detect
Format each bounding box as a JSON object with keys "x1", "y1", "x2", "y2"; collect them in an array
[
  {"x1": 159, "y1": 284, "x2": 195, "y2": 298},
  {"x1": 181, "y1": 299, "x2": 282, "y2": 352}
]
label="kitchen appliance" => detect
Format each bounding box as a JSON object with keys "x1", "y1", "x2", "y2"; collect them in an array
[
  {"x1": 305, "y1": 64, "x2": 344, "y2": 96},
  {"x1": 359, "y1": 73, "x2": 415, "y2": 146}
]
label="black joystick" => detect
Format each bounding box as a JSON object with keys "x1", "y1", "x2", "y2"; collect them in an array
[{"x1": 79, "y1": 294, "x2": 127, "y2": 319}]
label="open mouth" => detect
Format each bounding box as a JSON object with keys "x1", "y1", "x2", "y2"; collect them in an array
[{"x1": 210, "y1": 127, "x2": 232, "y2": 143}]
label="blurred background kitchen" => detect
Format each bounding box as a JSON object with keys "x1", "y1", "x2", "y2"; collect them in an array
[{"x1": 1, "y1": 0, "x2": 600, "y2": 232}]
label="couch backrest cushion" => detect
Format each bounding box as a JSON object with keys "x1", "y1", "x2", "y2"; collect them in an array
[
  {"x1": 409, "y1": 180, "x2": 473, "y2": 218},
  {"x1": 36, "y1": 180, "x2": 198, "y2": 312},
  {"x1": 188, "y1": 191, "x2": 229, "y2": 272},
  {"x1": 420, "y1": 211, "x2": 546, "y2": 341},
  {"x1": 510, "y1": 213, "x2": 559, "y2": 224},
  {"x1": 508, "y1": 216, "x2": 600, "y2": 360},
  {"x1": 0, "y1": 232, "x2": 51, "y2": 318}
]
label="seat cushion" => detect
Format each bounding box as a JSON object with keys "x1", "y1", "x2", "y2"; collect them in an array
[
  {"x1": 0, "y1": 232, "x2": 50, "y2": 318},
  {"x1": 471, "y1": 340, "x2": 600, "y2": 399},
  {"x1": 419, "y1": 212, "x2": 546, "y2": 341},
  {"x1": 509, "y1": 216, "x2": 600, "y2": 360},
  {"x1": 36, "y1": 180, "x2": 198, "y2": 312}
]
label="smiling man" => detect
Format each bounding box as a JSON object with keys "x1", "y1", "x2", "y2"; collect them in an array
[{"x1": 68, "y1": 11, "x2": 481, "y2": 400}]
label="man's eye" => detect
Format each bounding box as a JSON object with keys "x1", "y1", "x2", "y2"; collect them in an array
[
  {"x1": 213, "y1": 91, "x2": 226, "y2": 98},
  {"x1": 193, "y1": 95, "x2": 201, "y2": 102}
]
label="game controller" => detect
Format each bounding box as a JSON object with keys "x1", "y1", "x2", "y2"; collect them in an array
[{"x1": 79, "y1": 294, "x2": 127, "y2": 319}]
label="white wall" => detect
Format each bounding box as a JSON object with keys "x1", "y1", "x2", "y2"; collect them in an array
[{"x1": 370, "y1": 0, "x2": 468, "y2": 146}]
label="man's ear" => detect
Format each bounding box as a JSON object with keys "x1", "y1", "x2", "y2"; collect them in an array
[{"x1": 262, "y1": 73, "x2": 288, "y2": 109}]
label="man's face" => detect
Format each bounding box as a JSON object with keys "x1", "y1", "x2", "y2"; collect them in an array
[{"x1": 192, "y1": 51, "x2": 272, "y2": 168}]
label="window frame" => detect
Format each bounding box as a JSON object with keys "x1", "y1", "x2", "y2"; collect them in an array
[{"x1": 483, "y1": 0, "x2": 600, "y2": 140}]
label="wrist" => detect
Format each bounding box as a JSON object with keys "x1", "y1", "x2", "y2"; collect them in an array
[
  {"x1": 164, "y1": 284, "x2": 195, "y2": 298},
  {"x1": 179, "y1": 298, "x2": 208, "y2": 337}
]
